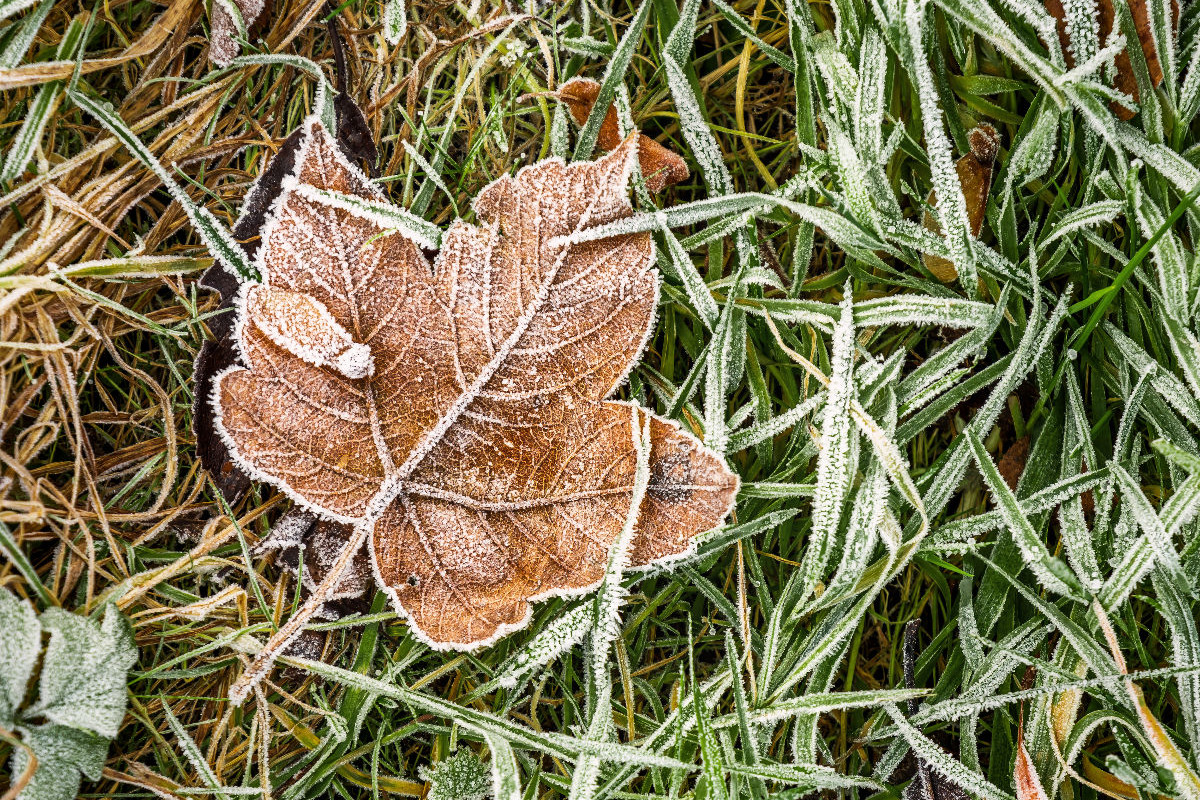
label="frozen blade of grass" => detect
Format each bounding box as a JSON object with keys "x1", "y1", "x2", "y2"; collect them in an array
[
  {"x1": 0, "y1": 0, "x2": 50, "y2": 67},
  {"x1": 1160, "y1": 312, "x2": 1200, "y2": 408},
  {"x1": 824, "y1": 464, "x2": 886, "y2": 601},
  {"x1": 1148, "y1": 570, "x2": 1200, "y2": 758},
  {"x1": 1004, "y1": 98, "x2": 1060, "y2": 194},
  {"x1": 658, "y1": 217, "x2": 719, "y2": 330},
  {"x1": 897, "y1": 286, "x2": 1007, "y2": 411},
  {"x1": 410, "y1": 15, "x2": 523, "y2": 216},
  {"x1": 727, "y1": 391, "x2": 823, "y2": 451},
  {"x1": 293, "y1": 185, "x2": 441, "y2": 249},
  {"x1": 905, "y1": 1, "x2": 977, "y2": 296},
  {"x1": 688, "y1": 627, "x2": 729, "y2": 800},
  {"x1": 1105, "y1": 324, "x2": 1200, "y2": 427},
  {"x1": 492, "y1": 604, "x2": 592, "y2": 690},
  {"x1": 1039, "y1": 200, "x2": 1124, "y2": 248},
  {"x1": 1099, "y1": 535, "x2": 1156, "y2": 611},
  {"x1": 0, "y1": 0, "x2": 37, "y2": 23},
  {"x1": 482, "y1": 731, "x2": 522, "y2": 800},
  {"x1": 0, "y1": 78, "x2": 58, "y2": 183},
  {"x1": 664, "y1": 0, "x2": 733, "y2": 195},
  {"x1": 67, "y1": 90, "x2": 257, "y2": 281},
  {"x1": 692, "y1": 509, "x2": 802, "y2": 562},
  {"x1": 1111, "y1": 465, "x2": 1189, "y2": 588},
  {"x1": 573, "y1": 0, "x2": 650, "y2": 161},
  {"x1": 279, "y1": 656, "x2": 692, "y2": 769},
  {"x1": 929, "y1": 0, "x2": 1064, "y2": 99},
  {"x1": 724, "y1": 762, "x2": 882, "y2": 790},
  {"x1": 981, "y1": 556, "x2": 1120, "y2": 680},
  {"x1": 919, "y1": 289, "x2": 1069, "y2": 525},
  {"x1": 709, "y1": 0, "x2": 795, "y2": 71},
  {"x1": 801, "y1": 289, "x2": 856, "y2": 602},
  {"x1": 713, "y1": 688, "x2": 928, "y2": 729},
  {"x1": 882, "y1": 704, "x2": 1016, "y2": 800},
  {"x1": 1127, "y1": 177, "x2": 1190, "y2": 322},
  {"x1": 225, "y1": 54, "x2": 336, "y2": 131},
  {"x1": 967, "y1": 430, "x2": 1082, "y2": 597},
  {"x1": 161, "y1": 700, "x2": 228, "y2": 799}
]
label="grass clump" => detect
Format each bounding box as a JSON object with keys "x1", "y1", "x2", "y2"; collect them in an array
[{"x1": 2, "y1": 0, "x2": 1200, "y2": 799}]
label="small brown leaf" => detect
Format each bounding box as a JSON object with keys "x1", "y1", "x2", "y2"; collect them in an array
[
  {"x1": 555, "y1": 77, "x2": 690, "y2": 193},
  {"x1": 922, "y1": 124, "x2": 999, "y2": 283},
  {"x1": 998, "y1": 435, "x2": 1031, "y2": 492},
  {"x1": 210, "y1": 118, "x2": 737, "y2": 649}
]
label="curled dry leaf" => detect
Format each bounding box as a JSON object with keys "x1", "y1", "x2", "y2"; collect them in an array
[
  {"x1": 922, "y1": 124, "x2": 999, "y2": 283},
  {"x1": 1045, "y1": 0, "x2": 1177, "y2": 120},
  {"x1": 555, "y1": 77, "x2": 690, "y2": 193},
  {"x1": 209, "y1": 118, "x2": 738, "y2": 649},
  {"x1": 208, "y1": 0, "x2": 267, "y2": 66}
]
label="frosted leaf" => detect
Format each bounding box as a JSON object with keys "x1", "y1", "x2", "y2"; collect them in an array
[
  {"x1": 212, "y1": 118, "x2": 737, "y2": 649},
  {"x1": 0, "y1": 587, "x2": 39, "y2": 728},
  {"x1": 421, "y1": 750, "x2": 491, "y2": 800},
  {"x1": 208, "y1": 0, "x2": 265, "y2": 67},
  {"x1": 383, "y1": 0, "x2": 407, "y2": 44},
  {"x1": 28, "y1": 605, "x2": 136, "y2": 739},
  {"x1": 9, "y1": 724, "x2": 108, "y2": 800}
]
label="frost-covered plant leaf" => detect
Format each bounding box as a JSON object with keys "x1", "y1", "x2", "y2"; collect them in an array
[
  {"x1": 208, "y1": 0, "x2": 264, "y2": 67},
  {"x1": 0, "y1": 592, "x2": 135, "y2": 800},
  {"x1": 0, "y1": 587, "x2": 39, "y2": 728},
  {"x1": 420, "y1": 750, "x2": 491, "y2": 800},
  {"x1": 211, "y1": 118, "x2": 738, "y2": 650},
  {"x1": 9, "y1": 724, "x2": 108, "y2": 800},
  {"x1": 29, "y1": 604, "x2": 137, "y2": 738}
]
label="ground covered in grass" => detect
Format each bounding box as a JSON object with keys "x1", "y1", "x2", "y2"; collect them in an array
[{"x1": 4, "y1": 0, "x2": 1200, "y2": 798}]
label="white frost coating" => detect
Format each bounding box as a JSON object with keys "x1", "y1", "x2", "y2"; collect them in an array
[
  {"x1": 383, "y1": 0, "x2": 407, "y2": 44},
  {"x1": 1058, "y1": 0, "x2": 1099, "y2": 66}
]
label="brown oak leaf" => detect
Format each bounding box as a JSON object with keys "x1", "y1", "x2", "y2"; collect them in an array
[
  {"x1": 211, "y1": 118, "x2": 738, "y2": 649},
  {"x1": 555, "y1": 77, "x2": 690, "y2": 193}
]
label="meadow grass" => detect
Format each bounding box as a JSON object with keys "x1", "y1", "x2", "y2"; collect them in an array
[{"x1": 3, "y1": 0, "x2": 1200, "y2": 798}]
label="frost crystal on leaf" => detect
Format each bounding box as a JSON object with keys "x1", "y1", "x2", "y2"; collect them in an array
[
  {"x1": 211, "y1": 118, "x2": 738, "y2": 650},
  {"x1": 0, "y1": 587, "x2": 39, "y2": 728},
  {"x1": 421, "y1": 750, "x2": 491, "y2": 800}
]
